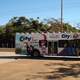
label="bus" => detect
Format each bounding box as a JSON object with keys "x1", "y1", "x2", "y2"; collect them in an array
[{"x1": 15, "y1": 32, "x2": 80, "y2": 57}]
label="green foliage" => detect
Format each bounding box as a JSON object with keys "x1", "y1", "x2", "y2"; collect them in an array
[
  {"x1": 64, "y1": 23, "x2": 78, "y2": 32},
  {"x1": 0, "y1": 17, "x2": 80, "y2": 34},
  {"x1": 0, "y1": 27, "x2": 3, "y2": 33}
]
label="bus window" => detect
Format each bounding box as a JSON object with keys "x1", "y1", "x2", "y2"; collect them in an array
[
  {"x1": 59, "y1": 40, "x2": 68, "y2": 47},
  {"x1": 48, "y1": 41, "x2": 58, "y2": 55},
  {"x1": 48, "y1": 42, "x2": 54, "y2": 55},
  {"x1": 76, "y1": 39, "x2": 80, "y2": 48},
  {"x1": 54, "y1": 42, "x2": 58, "y2": 53}
]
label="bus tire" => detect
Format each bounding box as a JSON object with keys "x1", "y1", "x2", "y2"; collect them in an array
[{"x1": 33, "y1": 49, "x2": 41, "y2": 57}]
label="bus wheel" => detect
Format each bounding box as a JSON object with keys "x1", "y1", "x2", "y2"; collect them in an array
[{"x1": 33, "y1": 50, "x2": 41, "y2": 57}]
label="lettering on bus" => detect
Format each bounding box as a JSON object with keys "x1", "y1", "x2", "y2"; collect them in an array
[
  {"x1": 19, "y1": 36, "x2": 32, "y2": 41},
  {"x1": 61, "y1": 34, "x2": 70, "y2": 39}
]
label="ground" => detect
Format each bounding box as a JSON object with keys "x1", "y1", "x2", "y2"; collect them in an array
[{"x1": 0, "y1": 59, "x2": 80, "y2": 80}]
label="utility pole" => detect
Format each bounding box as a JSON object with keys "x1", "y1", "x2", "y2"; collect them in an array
[{"x1": 61, "y1": 0, "x2": 63, "y2": 32}]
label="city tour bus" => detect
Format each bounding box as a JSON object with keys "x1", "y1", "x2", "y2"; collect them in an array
[{"x1": 16, "y1": 32, "x2": 80, "y2": 57}]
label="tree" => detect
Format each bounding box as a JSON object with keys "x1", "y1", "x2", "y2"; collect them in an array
[
  {"x1": 3, "y1": 16, "x2": 80, "y2": 33},
  {"x1": 45, "y1": 18, "x2": 62, "y2": 32}
]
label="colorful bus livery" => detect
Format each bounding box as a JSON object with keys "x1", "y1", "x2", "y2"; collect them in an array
[{"x1": 16, "y1": 32, "x2": 80, "y2": 57}]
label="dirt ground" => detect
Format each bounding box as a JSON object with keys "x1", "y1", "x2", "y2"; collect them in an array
[{"x1": 0, "y1": 59, "x2": 80, "y2": 80}]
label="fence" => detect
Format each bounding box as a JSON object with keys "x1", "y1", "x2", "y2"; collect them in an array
[{"x1": 0, "y1": 35, "x2": 15, "y2": 48}]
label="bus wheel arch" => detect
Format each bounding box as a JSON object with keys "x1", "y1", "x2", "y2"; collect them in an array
[{"x1": 33, "y1": 49, "x2": 41, "y2": 57}]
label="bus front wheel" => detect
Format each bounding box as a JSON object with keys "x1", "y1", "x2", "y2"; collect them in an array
[{"x1": 33, "y1": 50, "x2": 41, "y2": 57}]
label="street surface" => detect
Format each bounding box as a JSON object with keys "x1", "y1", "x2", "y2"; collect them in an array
[{"x1": 0, "y1": 59, "x2": 80, "y2": 80}]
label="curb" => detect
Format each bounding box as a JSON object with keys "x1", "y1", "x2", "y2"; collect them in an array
[{"x1": 0, "y1": 55, "x2": 80, "y2": 60}]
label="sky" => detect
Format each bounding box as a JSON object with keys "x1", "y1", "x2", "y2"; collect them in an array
[{"x1": 0, "y1": 0, "x2": 80, "y2": 27}]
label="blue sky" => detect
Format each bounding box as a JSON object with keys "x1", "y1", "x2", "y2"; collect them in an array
[{"x1": 0, "y1": 0, "x2": 80, "y2": 27}]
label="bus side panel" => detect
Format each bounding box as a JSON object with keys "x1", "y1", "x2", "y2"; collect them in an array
[{"x1": 15, "y1": 33, "x2": 27, "y2": 55}]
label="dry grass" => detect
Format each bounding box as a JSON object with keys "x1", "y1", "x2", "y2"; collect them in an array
[{"x1": 0, "y1": 48, "x2": 15, "y2": 52}]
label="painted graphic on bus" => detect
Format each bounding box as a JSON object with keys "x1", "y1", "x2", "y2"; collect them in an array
[{"x1": 16, "y1": 33, "x2": 80, "y2": 56}]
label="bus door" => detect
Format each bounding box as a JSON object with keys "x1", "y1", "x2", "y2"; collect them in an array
[
  {"x1": 48, "y1": 41, "x2": 58, "y2": 56},
  {"x1": 54, "y1": 41, "x2": 58, "y2": 54}
]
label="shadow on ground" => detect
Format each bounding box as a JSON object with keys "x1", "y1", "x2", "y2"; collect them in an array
[
  {"x1": 25, "y1": 63, "x2": 80, "y2": 80},
  {"x1": 45, "y1": 63, "x2": 80, "y2": 80}
]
